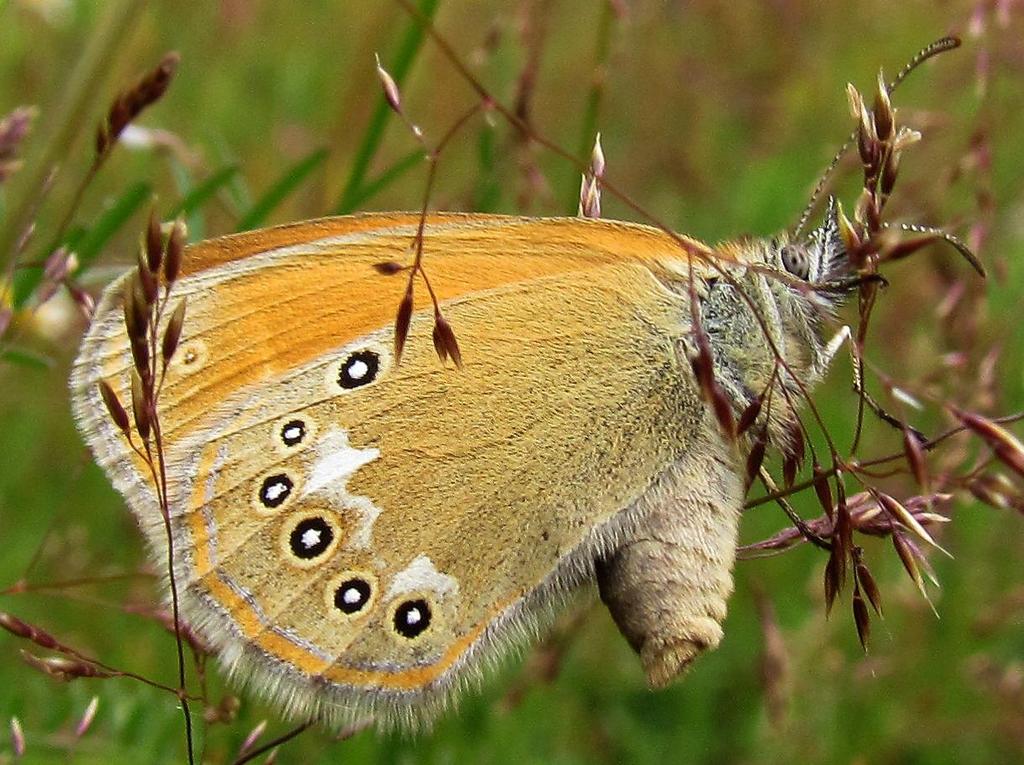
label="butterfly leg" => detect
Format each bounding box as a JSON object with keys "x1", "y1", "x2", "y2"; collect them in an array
[
  {"x1": 596, "y1": 447, "x2": 743, "y2": 687},
  {"x1": 823, "y1": 324, "x2": 852, "y2": 366}
]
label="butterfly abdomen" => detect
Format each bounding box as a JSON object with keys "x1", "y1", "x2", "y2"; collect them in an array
[{"x1": 595, "y1": 210, "x2": 848, "y2": 687}]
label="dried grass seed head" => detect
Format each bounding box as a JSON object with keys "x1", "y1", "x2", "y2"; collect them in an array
[{"x1": 96, "y1": 51, "x2": 180, "y2": 157}]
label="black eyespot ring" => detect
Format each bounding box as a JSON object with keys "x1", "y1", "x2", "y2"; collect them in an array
[
  {"x1": 781, "y1": 244, "x2": 811, "y2": 280},
  {"x1": 289, "y1": 517, "x2": 334, "y2": 560},
  {"x1": 334, "y1": 578, "x2": 372, "y2": 615},
  {"x1": 259, "y1": 474, "x2": 293, "y2": 509},
  {"x1": 280, "y1": 419, "x2": 306, "y2": 447},
  {"x1": 338, "y1": 350, "x2": 380, "y2": 389},
  {"x1": 393, "y1": 598, "x2": 432, "y2": 638}
]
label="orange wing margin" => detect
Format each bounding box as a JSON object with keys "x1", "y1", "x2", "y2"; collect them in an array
[{"x1": 182, "y1": 213, "x2": 713, "y2": 278}]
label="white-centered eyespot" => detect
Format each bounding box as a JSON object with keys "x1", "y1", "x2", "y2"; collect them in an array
[
  {"x1": 279, "y1": 514, "x2": 342, "y2": 568},
  {"x1": 290, "y1": 517, "x2": 333, "y2": 558},
  {"x1": 281, "y1": 420, "x2": 305, "y2": 446},
  {"x1": 172, "y1": 339, "x2": 207, "y2": 373},
  {"x1": 273, "y1": 414, "x2": 317, "y2": 455},
  {"x1": 325, "y1": 570, "x2": 378, "y2": 620},
  {"x1": 336, "y1": 578, "x2": 371, "y2": 613},
  {"x1": 392, "y1": 597, "x2": 432, "y2": 639},
  {"x1": 338, "y1": 350, "x2": 381, "y2": 390},
  {"x1": 255, "y1": 472, "x2": 295, "y2": 512},
  {"x1": 322, "y1": 341, "x2": 391, "y2": 397}
]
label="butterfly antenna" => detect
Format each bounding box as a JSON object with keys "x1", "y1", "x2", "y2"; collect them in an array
[
  {"x1": 881, "y1": 221, "x2": 986, "y2": 277},
  {"x1": 793, "y1": 36, "x2": 963, "y2": 238}
]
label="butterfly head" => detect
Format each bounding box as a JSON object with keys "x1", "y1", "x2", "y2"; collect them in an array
[{"x1": 771, "y1": 196, "x2": 852, "y2": 306}]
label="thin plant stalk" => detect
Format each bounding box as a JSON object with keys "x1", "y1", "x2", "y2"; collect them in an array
[{"x1": 0, "y1": 0, "x2": 146, "y2": 269}]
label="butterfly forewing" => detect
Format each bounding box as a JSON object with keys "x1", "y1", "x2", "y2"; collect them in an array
[{"x1": 71, "y1": 214, "x2": 716, "y2": 724}]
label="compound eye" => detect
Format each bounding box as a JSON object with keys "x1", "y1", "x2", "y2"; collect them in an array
[{"x1": 781, "y1": 244, "x2": 811, "y2": 280}]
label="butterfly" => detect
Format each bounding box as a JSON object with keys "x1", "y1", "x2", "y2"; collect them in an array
[{"x1": 69, "y1": 202, "x2": 853, "y2": 729}]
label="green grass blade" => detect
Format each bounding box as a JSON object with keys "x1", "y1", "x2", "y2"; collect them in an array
[
  {"x1": 337, "y1": 149, "x2": 423, "y2": 214},
  {"x1": 169, "y1": 156, "x2": 204, "y2": 240},
  {"x1": 13, "y1": 181, "x2": 151, "y2": 307},
  {"x1": 72, "y1": 181, "x2": 152, "y2": 270},
  {"x1": 333, "y1": 0, "x2": 441, "y2": 214},
  {"x1": 474, "y1": 126, "x2": 500, "y2": 212},
  {"x1": 1, "y1": 346, "x2": 55, "y2": 370},
  {"x1": 236, "y1": 148, "x2": 328, "y2": 232},
  {"x1": 565, "y1": 2, "x2": 617, "y2": 211},
  {"x1": 167, "y1": 162, "x2": 239, "y2": 218},
  {"x1": 0, "y1": 0, "x2": 146, "y2": 271}
]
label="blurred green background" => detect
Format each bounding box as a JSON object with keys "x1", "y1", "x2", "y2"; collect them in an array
[{"x1": 1, "y1": 1, "x2": 1023, "y2": 762}]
